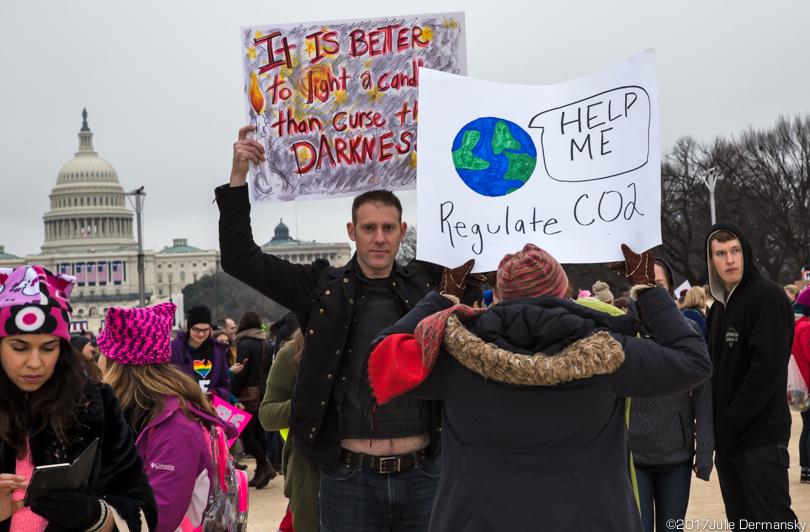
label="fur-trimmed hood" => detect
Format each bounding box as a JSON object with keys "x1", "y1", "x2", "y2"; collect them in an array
[
  {"x1": 448, "y1": 298, "x2": 638, "y2": 386},
  {"x1": 366, "y1": 294, "x2": 644, "y2": 408}
]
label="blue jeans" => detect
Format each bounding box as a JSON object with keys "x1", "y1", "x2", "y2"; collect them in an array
[
  {"x1": 319, "y1": 454, "x2": 440, "y2": 532},
  {"x1": 635, "y1": 463, "x2": 692, "y2": 532}
]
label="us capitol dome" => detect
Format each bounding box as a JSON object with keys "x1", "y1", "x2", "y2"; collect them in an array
[
  {"x1": 0, "y1": 110, "x2": 350, "y2": 334},
  {"x1": 42, "y1": 109, "x2": 136, "y2": 252}
]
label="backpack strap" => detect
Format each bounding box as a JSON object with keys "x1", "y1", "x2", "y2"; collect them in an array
[{"x1": 310, "y1": 268, "x2": 334, "y2": 304}]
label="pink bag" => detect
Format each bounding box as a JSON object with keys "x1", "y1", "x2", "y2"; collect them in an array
[{"x1": 787, "y1": 355, "x2": 810, "y2": 412}]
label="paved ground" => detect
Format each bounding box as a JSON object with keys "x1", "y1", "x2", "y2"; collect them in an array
[{"x1": 244, "y1": 410, "x2": 810, "y2": 531}]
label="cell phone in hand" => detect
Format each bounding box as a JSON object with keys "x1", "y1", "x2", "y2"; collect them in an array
[{"x1": 24, "y1": 438, "x2": 99, "y2": 507}]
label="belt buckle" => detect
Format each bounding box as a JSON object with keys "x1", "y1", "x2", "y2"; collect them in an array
[{"x1": 378, "y1": 456, "x2": 401, "y2": 473}]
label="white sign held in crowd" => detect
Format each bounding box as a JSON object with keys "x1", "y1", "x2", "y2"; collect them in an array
[
  {"x1": 416, "y1": 49, "x2": 661, "y2": 272},
  {"x1": 240, "y1": 13, "x2": 467, "y2": 203}
]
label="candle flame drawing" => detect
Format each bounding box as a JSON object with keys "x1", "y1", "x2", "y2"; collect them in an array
[{"x1": 249, "y1": 72, "x2": 265, "y2": 114}]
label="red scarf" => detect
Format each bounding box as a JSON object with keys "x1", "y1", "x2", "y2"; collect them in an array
[{"x1": 367, "y1": 304, "x2": 485, "y2": 405}]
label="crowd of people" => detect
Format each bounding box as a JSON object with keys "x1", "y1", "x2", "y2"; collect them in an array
[{"x1": 0, "y1": 126, "x2": 803, "y2": 532}]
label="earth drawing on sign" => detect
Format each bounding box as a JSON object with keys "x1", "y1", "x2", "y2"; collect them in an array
[{"x1": 451, "y1": 117, "x2": 538, "y2": 197}]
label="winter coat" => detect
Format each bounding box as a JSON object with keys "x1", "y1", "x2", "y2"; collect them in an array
[
  {"x1": 683, "y1": 308, "x2": 709, "y2": 345},
  {"x1": 216, "y1": 183, "x2": 443, "y2": 467},
  {"x1": 231, "y1": 334, "x2": 271, "y2": 397},
  {"x1": 792, "y1": 316, "x2": 810, "y2": 387},
  {"x1": 259, "y1": 342, "x2": 321, "y2": 532},
  {"x1": 170, "y1": 332, "x2": 231, "y2": 400},
  {"x1": 705, "y1": 221, "x2": 794, "y2": 454},
  {"x1": 0, "y1": 382, "x2": 158, "y2": 532},
  {"x1": 625, "y1": 300, "x2": 714, "y2": 479},
  {"x1": 372, "y1": 287, "x2": 711, "y2": 532},
  {"x1": 135, "y1": 396, "x2": 238, "y2": 532}
]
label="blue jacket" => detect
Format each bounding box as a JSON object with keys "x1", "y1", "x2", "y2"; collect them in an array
[{"x1": 683, "y1": 308, "x2": 709, "y2": 345}]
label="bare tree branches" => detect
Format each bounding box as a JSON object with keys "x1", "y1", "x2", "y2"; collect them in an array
[{"x1": 660, "y1": 114, "x2": 810, "y2": 285}]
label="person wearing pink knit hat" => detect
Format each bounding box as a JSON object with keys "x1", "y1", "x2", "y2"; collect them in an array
[
  {"x1": 0, "y1": 265, "x2": 157, "y2": 531},
  {"x1": 97, "y1": 303, "x2": 244, "y2": 532},
  {"x1": 364, "y1": 245, "x2": 711, "y2": 531}
]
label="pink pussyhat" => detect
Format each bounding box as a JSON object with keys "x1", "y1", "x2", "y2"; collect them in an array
[
  {"x1": 0, "y1": 266, "x2": 76, "y2": 341},
  {"x1": 97, "y1": 302, "x2": 177, "y2": 365}
]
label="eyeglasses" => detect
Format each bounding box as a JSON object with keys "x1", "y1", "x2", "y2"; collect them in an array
[{"x1": 191, "y1": 326, "x2": 211, "y2": 335}]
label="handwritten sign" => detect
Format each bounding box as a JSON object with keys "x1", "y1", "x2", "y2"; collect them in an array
[
  {"x1": 416, "y1": 49, "x2": 661, "y2": 271},
  {"x1": 213, "y1": 396, "x2": 252, "y2": 447},
  {"x1": 240, "y1": 13, "x2": 467, "y2": 203}
]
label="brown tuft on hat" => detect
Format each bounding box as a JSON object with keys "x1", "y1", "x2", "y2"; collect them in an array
[
  {"x1": 497, "y1": 244, "x2": 568, "y2": 300},
  {"x1": 592, "y1": 281, "x2": 614, "y2": 303}
]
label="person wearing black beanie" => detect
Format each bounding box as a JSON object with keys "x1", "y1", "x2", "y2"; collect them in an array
[
  {"x1": 187, "y1": 305, "x2": 213, "y2": 330},
  {"x1": 169, "y1": 305, "x2": 231, "y2": 400},
  {"x1": 70, "y1": 335, "x2": 95, "y2": 360}
]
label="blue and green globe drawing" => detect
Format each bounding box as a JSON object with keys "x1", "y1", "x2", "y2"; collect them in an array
[{"x1": 451, "y1": 117, "x2": 537, "y2": 197}]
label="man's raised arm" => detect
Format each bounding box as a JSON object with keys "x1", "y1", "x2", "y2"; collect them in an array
[{"x1": 215, "y1": 126, "x2": 325, "y2": 320}]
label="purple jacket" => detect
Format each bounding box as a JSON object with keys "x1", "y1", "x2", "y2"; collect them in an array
[
  {"x1": 135, "y1": 396, "x2": 238, "y2": 532},
  {"x1": 170, "y1": 332, "x2": 231, "y2": 400}
]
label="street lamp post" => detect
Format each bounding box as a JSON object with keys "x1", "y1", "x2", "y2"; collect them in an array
[
  {"x1": 698, "y1": 167, "x2": 723, "y2": 225},
  {"x1": 125, "y1": 187, "x2": 146, "y2": 307}
]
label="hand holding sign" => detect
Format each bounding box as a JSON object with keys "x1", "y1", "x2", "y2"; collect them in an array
[{"x1": 231, "y1": 126, "x2": 266, "y2": 188}]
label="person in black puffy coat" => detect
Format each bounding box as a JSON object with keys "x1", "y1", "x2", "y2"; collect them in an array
[{"x1": 365, "y1": 245, "x2": 711, "y2": 532}]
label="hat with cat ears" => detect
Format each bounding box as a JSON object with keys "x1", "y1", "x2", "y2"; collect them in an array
[{"x1": 0, "y1": 266, "x2": 76, "y2": 341}]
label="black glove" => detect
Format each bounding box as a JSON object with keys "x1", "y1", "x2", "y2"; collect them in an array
[{"x1": 31, "y1": 491, "x2": 103, "y2": 531}]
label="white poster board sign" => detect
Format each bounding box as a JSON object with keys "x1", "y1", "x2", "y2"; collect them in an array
[
  {"x1": 416, "y1": 49, "x2": 661, "y2": 271},
  {"x1": 240, "y1": 13, "x2": 467, "y2": 203}
]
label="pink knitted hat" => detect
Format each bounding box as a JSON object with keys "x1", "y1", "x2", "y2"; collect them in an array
[
  {"x1": 497, "y1": 244, "x2": 568, "y2": 300},
  {"x1": 97, "y1": 302, "x2": 176, "y2": 365},
  {"x1": 0, "y1": 266, "x2": 76, "y2": 341}
]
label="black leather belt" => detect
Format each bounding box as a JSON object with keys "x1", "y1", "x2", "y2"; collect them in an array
[{"x1": 338, "y1": 446, "x2": 430, "y2": 473}]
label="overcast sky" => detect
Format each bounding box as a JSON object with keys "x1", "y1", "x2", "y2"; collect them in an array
[{"x1": 2, "y1": 0, "x2": 808, "y2": 258}]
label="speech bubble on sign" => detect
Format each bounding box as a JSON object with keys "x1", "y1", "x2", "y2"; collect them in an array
[{"x1": 528, "y1": 86, "x2": 650, "y2": 182}]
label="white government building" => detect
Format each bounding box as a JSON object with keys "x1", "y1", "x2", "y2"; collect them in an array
[{"x1": 0, "y1": 110, "x2": 352, "y2": 333}]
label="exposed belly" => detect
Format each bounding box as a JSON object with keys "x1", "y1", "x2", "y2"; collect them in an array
[{"x1": 340, "y1": 434, "x2": 429, "y2": 456}]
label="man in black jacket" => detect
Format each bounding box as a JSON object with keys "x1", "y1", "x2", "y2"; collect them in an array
[
  {"x1": 216, "y1": 126, "x2": 444, "y2": 531},
  {"x1": 705, "y1": 221, "x2": 798, "y2": 527}
]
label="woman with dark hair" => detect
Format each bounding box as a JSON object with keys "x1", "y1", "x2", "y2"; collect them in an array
[
  {"x1": 98, "y1": 303, "x2": 242, "y2": 532},
  {"x1": 170, "y1": 305, "x2": 231, "y2": 400},
  {"x1": 232, "y1": 311, "x2": 276, "y2": 488},
  {"x1": 0, "y1": 265, "x2": 156, "y2": 532}
]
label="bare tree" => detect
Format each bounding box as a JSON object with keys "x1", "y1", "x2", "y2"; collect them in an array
[
  {"x1": 183, "y1": 271, "x2": 288, "y2": 324},
  {"x1": 396, "y1": 224, "x2": 418, "y2": 265},
  {"x1": 659, "y1": 114, "x2": 810, "y2": 285}
]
